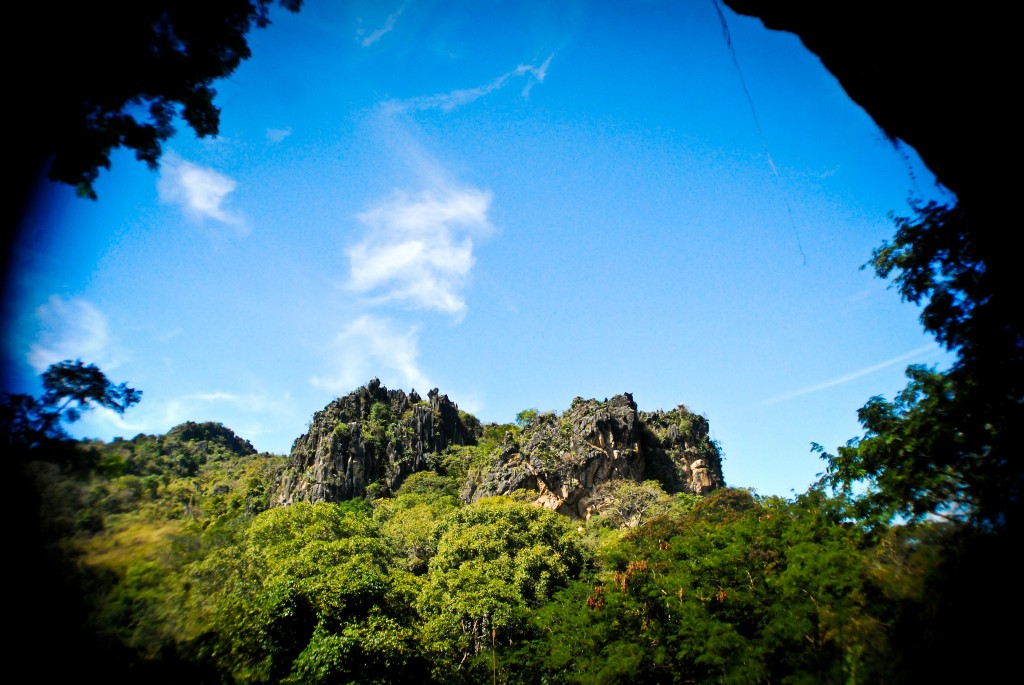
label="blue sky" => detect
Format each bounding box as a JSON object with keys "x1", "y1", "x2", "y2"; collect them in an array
[{"x1": 4, "y1": 0, "x2": 953, "y2": 497}]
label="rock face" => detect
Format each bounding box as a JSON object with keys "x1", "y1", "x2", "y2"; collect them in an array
[
  {"x1": 274, "y1": 379, "x2": 479, "y2": 505},
  {"x1": 276, "y1": 382, "x2": 725, "y2": 516},
  {"x1": 461, "y1": 393, "x2": 725, "y2": 518}
]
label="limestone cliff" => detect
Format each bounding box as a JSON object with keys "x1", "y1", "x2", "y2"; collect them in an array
[
  {"x1": 461, "y1": 393, "x2": 725, "y2": 517},
  {"x1": 276, "y1": 382, "x2": 725, "y2": 515},
  {"x1": 274, "y1": 379, "x2": 479, "y2": 505}
]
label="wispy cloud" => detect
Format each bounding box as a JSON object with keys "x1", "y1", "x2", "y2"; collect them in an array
[
  {"x1": 312, "y1": 315, "x2": 431, "y2": 393},
  {"x1": 157, "y1": 153, "x2": 245, "y2": 228},
  {"x1": 382, "y1": 54, "x2": 555, "y2": 113},
  {"x1": 358, "y1": 0, "x2": 409, "y2": 47},
  {"x1": 76, "y1": 389, "x2": 293, "y2": 446},
  {"x1": 764, "y1": 344, "x2": 940, "y2": 404},
  {"x1": 162, "y1": 391, "x2": 289, "y2": 439},
  {"x1": 28, "y1": 296, "x2": 124, "y2": 373},
  {"x1": 346, "y1": 186, "x2": 493, "y2": 318},
  {"x1": 520, "y1": 53, "x2": 554, "y2": 97},
  {"x1": 266, "y1": 127, "x2": 293, "y2": 143},
  {"x1": 817, "y1": 165, "x2": 840, "y2": 180}
]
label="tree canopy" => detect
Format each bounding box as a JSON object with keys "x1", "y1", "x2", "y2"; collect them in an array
[
  {"x1": 816, "y1": 202, "x2": 1023, "y2": 532},
  {"x1": 14, "y1": 0, "x2": 302, "y2": 200},
  {"x1": 2, "y1": 359, "x2": 141, "y2": 451}
]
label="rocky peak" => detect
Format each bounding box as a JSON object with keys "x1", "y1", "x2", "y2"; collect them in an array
[
  {"x1": 274, "y1": 379, "x2": 478, "y2": 505},
  {"x1": 274, "y1": 383, "x2": 725, "y2": 517},
  {"x1": 462, "y1": 394, "x2": 724, "y2": 518}
]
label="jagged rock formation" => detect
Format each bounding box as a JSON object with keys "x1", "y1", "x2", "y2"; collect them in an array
[
  {"x1": 461, "y1": 393, "x2": 724, "y2": 518},
  {"x1": 275, "y1": 379, "x2": 479, "y2": 505},
  {"x1": 276, "y1": 382, "x2": 725, "y2": 516}
]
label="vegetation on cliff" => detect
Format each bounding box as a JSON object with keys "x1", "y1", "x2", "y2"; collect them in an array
[
  {"x1": 7, "y1": 357, "x2": 1006, "y2": 682},
  {"x1": 8, "y1": 3, "x2": 1014, "y2": 681},
  {"x1": 279, "y1": 382, "x2": 724, "y2": 524}
]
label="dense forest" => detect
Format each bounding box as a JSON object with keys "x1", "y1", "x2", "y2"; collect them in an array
[
  {"x1": 5, "y1": 338, "x2": 1017, "y2": 683},
  {"x1": 7, "y1": 2, "x2": 1020, "y2": 682}
]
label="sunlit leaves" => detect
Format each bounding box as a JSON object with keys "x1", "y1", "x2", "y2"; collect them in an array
[
  {"x1": 524, "y1": 489, "x2": 892, "y2": 684},
  {"x1": 418, "y1": 496, "x2": 589, "y2": 676},
  {"x1": 187, "y1": 501, "x2": 423, "y2": 683}
]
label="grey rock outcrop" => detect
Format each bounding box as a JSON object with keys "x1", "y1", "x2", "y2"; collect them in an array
[
  {"x1": 275, "y1": 382, "x2": 725, "y2": 516},
  {"x1": 461, "y1": 393, "x2": 724, "y2": 518},
  {"x1": 274, "y1": 379, "x2": 478, "y2": 505}
]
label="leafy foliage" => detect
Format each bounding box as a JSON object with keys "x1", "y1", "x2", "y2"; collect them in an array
[
  {"x1": 189, "y1": 501, "x2": 424, "y2": 683},
  {"x1": 15, "y1": 416, "x2": 978, "y2": 684},
  {"x1": 817, "y1": 202, "x2": 1024, "y2": 531},
  {"x1": 515, "y1": 408, "x2": 540, "y2": 428},
  {"x1": 11, "y1": 359, "x2": 1012, "y2": 682},
  {"x1": 373, "y1": 473, "x2": 462, "y2": 574},
  {"x1": 816, "y1": 366, "x2": 971, "y2": 527},
  {"x1": 517, "y1": 488, "x2": 898, "y2": 684},
  {"x1": 592, "y1": 479, "x2": 672, "y2": 529},
  {"x1": 2, "y1": 360, "x2": 141, "y2": 451},
  {"x1": 418, "y1": 497, "x2": 589, "y2": 679},
  {"x1": 17, "y1": 0, "x2": 303, "y2": 198},
  {"x1": 871, "y1": 202, "x2": 1019, "y2": 365},
  {"x1": 807, "y1": 199, "x2": 1023, "y2": 679}
]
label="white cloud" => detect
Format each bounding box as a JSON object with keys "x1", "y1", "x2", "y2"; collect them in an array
[
  {"x1": 346, "y1": 186, "x2": 493, "y2": 317},
  {"x1": 28, "y1": 296, "x2": 124, "y2": 373},
  {"x1": 382, "y1": 54, "x2": 555, "y2": 113},
  {"x1": 266, "y1": 127, "x2": 293, "y2": 143},
  {"x1": 358, "y1": 0, "x2": 409, "y2": 47},
  {"x1": 157, "y1": 152, "x2": 245, "y2": 228},
  {"x1": 311, "y1": 315, "x2": 431, "y2": 394},
  {"x1": 519, "y1": 53, "x2": 554, "y2": 97},
  {"x1": 764, "y1": 344, "x2": 940, "y2": 404},
  {"x1": 161, "y1": 391, "x2": 288, "y2": 437},
  {"x1": 387, "y1": 74, "x2": 513, "y2": 113},
  {"x1": 73, "y1": 389, "x2": 293, "y2": 446}
]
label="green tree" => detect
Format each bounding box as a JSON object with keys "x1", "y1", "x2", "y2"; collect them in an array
[
  {"x1": 515, "y1": 408, "x2": 539, "y2": 428},
  {"x1": 812, "y1": 200, "x2": 1024, "y2": 681},
  {"x1": 187, "y1": 501, "x2": 423, "y2": 683},
  {"x1": 418, "y1": 496, "x2": 589, "y2": 680},
  {"x1": 520, "y1": 489, "x2": 895, "y2": 684},
  {"x1": 817, "y1": 202, "x2": 1023, "y2": 531},
  {"x1": 593, "y1": 479, "x2": 672, "y2": 529},
  {"x1": 14, "y1": 0, "x2": 302, "y2": 200},
  {"x1": 2, "y1": 360, "x2": 141, "y2": 451},
  {"x1": 373, "y1": 472, "x2": 462, "y2": 574}
]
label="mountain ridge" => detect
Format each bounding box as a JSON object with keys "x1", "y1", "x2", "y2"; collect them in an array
[{"x1": 274, "y1": 379, "x2": 725, "y2": 517}]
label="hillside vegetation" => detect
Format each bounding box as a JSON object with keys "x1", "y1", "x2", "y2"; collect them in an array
[{"x1": 8, "y1": 371, "x2": 999, "y2": 683}]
